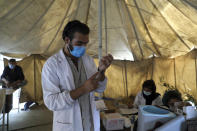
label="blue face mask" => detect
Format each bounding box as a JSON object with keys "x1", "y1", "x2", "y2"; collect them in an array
[
  {"x1": 143, "y1": 91, "x2": 152, "y2": 96},
  {"x1": 8, "y1": 63, "x2": 15, "y2": 69},
  {"x1": 69, "y1": 45, "x2": 86, "y2": 58}
]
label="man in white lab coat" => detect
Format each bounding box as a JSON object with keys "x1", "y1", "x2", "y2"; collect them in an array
[{"x1": 42, "y1": 20, "x2": 113, "y2": 131}]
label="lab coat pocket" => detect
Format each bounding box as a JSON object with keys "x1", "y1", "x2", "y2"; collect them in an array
[
  {"x1": 56, "y1": 121, "x2": 72, "y2": 131},
  {"x1": 55, "y1": 109, "x2": 73, "y2": 122}
]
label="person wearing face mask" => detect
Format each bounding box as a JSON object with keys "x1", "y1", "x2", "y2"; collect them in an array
[
  {"x1": 42, "y1": 20, "x2": 113, "y2": 131},
  {"x1": 1, "y1": 59, "x2": 25, "y2": 113},
  {"x1": 1, "y1": 59, "x2": 25, "y2": 89},
  {"x1": 133, "y1": 80, "x2": 163, "y2": 108}
]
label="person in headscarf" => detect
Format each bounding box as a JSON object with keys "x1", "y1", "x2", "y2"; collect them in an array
[{"x1": 133, "y1": 80, "x2": 163, "y2": 108}]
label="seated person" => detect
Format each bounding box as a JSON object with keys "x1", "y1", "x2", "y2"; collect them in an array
[
  {"x1": 1, "y1": 59, "x2": 25, "y2": 113},
  {"x1": 1, "y1": 59, "x2": 25, "y2": 89},
  {"x1": 132, "y1": 80, "x2": 163, "y2": 131},
  {"x1": 133, "y1": 80, "x2": 163, "y2": 108},
  {"x1": 1, "y1": 59, "x2": 33, "y2": 111},
  {"x1": 145, "y1": 90, "x2": 190, "y2": 131},
  {"x1": 162, "y1": 89, "x2": 191, "y2": 111}
]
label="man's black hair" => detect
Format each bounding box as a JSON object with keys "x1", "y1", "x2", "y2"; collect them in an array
[
  {"x1": 62, "y1": 20, "x2": 90, "y2": 41},
  {"x1": 142, "y1": 80, "x2": 156, "y2": 93},
  {"x1": 162, "y1": 90, "x2": 182, "y2": 107},
  {"x1": 9, "y1": 59, "x2": 16, "y2": 63}
]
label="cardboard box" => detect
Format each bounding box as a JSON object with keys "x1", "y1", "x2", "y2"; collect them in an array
[{"x1": 102, "y1": 113, "x2": 124, "y2": 130}]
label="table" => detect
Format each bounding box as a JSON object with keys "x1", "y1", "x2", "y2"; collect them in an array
[
  {"x1": 0, "y1": 88, "x2": 16, "y2": 131},
  {"x1": 100, "y1": 120, "x2": 131, "y2": 131},
  {"x1": 100, "y1": 100, "x2": 138, "y2": 131}
]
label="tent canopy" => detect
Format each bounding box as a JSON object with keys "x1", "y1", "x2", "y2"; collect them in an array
[
  {"x1": 0, "y1": 0, "x2": 197, "y2": 60},
  {"x1": 1, "y1": 0, "x2": 197, "y2": 103}
]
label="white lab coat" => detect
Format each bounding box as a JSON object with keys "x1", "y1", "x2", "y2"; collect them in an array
[
  {"x1": 42, "y1": 49, "x2": 107, "y2": 131},
  {"x1": 133, "y1": 91, "x2": 163, "y2": 108}
]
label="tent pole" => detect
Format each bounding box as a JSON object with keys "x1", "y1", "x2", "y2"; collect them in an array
[
  {"x1": 98, "y1": 0, "x2": 103, "y2": 98},
  {"x1": 104, "y1": 0, "x2": 108, "y2": 55},
  {"x1": 98, "y1": 0, "x2": 102, "y2": 60},
  {"x1": 124, "y1": 60, "x2": 128, "y2": 98}
]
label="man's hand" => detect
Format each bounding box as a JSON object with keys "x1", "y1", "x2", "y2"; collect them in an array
[
  {"x1": 1, "y1": 78, "x2": 9, "y2": 85},
  {"x1": 128, "y1": 103, "x2": 133, "y2": 108},
  {"x1": 7, "y1": 80, "x2": 22, "y2": 88},
  {"x1": 81, "y1": 72, "x2": 100, "y2": 94},
  {"x1": 98, "y1": 54, "x2": 113, "y2": 72},
  {"x1": 70, "y1": 72, "x2": 100, "y2": 100}
]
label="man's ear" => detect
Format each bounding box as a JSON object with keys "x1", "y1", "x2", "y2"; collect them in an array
[
  {"x1": 64, "y1": 37, "x2": 73, "y2": 50},
  {"x1": 64, "y1": 37, "x2": 70, "y2": 44}
]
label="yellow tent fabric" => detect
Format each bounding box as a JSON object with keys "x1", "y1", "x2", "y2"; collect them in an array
[
  {"x1": 0, "y1": 0, "x2": 197, "y2": 60},
  {"x1": 4, "y1": 49, "x2": 196, "y2": 103},
  {"x1": 1, "y1": 0, "x2": 197, "y2": 102},
  {"x1": 102, "y1": 49, "x2": 197, "y2": 100}
]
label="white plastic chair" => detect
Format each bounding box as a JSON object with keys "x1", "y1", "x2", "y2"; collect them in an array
[{"x1": 0, "y1": 89, "x2": 6, "y2": 131}]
